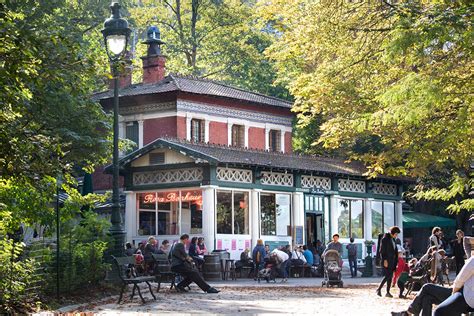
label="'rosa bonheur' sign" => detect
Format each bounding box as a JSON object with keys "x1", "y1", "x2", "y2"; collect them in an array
[{"x1": 143, "y1": 192, "x2": 202, "y2": 204}]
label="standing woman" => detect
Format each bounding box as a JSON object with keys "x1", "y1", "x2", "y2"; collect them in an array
[
  {"x1": 452, "y1": 230, "x2": 466, "y2": 275},
  {"x1": 376, "y1": 226, "x2": 401, "y2": 298},
  {"x1": 430, "y1": 227, "x2": 442, "y2": 249}
]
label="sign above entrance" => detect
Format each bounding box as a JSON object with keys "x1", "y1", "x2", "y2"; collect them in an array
[{"x1": 143, "y1": 192, "x2": 202, "y2": 204}]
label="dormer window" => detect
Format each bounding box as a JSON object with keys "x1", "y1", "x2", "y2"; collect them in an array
[
  {"x1": 231, "y1": 124, "x2": 245, "y2": 147},
  {"x1": 269, "y1": 129, "x2": 281, "y2": 152},
  {"x1": 191, "y1": 119, "x2": 204, "y2": 142}
]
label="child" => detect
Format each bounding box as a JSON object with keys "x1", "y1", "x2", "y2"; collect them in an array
[{"x1": 392, "y1": 246, "x2": 409, "y2": 298}]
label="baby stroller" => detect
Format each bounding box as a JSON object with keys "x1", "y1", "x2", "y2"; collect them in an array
[
  {"x1": 321, "y1": 249, "x2": 343, "y2": 288},
  {"x1": 257, "y1": 256, "x2": 278, "y2": 283}
]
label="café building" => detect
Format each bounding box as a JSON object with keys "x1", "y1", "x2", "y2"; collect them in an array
[{"x1": 95, "y1": 27, "x2": 408, "y2": 259}]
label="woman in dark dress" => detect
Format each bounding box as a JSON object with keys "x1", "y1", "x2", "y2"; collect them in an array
[{"x1": 451, "y1": 229, "x2": 466, "y2": 275}]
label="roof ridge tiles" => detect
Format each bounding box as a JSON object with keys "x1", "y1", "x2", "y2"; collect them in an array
[{"x1": 169, "y1": 73, "x2": 292, "y2": 105}]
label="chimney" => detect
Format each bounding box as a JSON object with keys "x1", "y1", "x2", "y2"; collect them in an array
[
  {"x1": 108, "y1": 52, "x2": 133, "y2": 89},
  {"x1": 141, "y1": 26, "x2": 166, "y2": 84}
]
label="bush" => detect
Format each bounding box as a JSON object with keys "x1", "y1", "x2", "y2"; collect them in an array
[{"x1": 0, "y1": 239, "x2": 40, "y2": 314}]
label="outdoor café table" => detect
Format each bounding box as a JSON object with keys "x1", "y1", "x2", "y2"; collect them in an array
[{"x1": 221, "y1": 258, "x2": 236, "y2": 280}]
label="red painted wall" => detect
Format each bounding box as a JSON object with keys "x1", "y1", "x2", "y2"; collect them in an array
[
  {"x1": 92, "y1": 166, "x2": 124, "y2": 191},
  {"x1": 143, "y1": 116, "x2": 178, "y2": 145},
  {"x1": 285, "y1": 131, "x2": 293, "y2": 154},
  {"x1": 209, "y1": 121, "x2": 228, "y2": 145},
  {"x1": 176, "y1": 116, "x2": 187, "y2": 140},
  {"x1": 248, "y1": 127, "x2": 266, "y2": 150}
]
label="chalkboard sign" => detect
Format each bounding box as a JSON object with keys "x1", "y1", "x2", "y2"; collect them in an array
[
  {"x1": 341, "y1": 243, "x2": 363, "y2": 259},
  {"x1": 294, "y1": 226, "x2": 304, "y2": 245}
]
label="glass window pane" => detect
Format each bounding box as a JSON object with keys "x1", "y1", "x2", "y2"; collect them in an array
[
  {"x1": 371, "y1": 201, "x2": 383, "y2": 239},
  {"x1": 276, "y1": 194, "x2": 291, "y2": 236},
  {"x1": 350, "y1": 200, "x2": 364, "y2": 238},
  {"x1": 383, "y1": 202, "x2": 395, "y2": 232},
  {"x1": 234, "y1": 191, "x2": 249, "y2": 234},
  {"x1": 216, "y1": 191, "x2": 233, "y2": 234},
  {"x1": 138, "y1": 192, "x2": 156, "y2": 210},
  {"x1": 180, "y1": 190, "x2": 202, "y2": 235},
  {"x1": 138, "y1": 211, "x2": 156, "y2": 236},
  {"x1": 156, "y1": 191, "x2": 180, "y2": 235},
  {"x1": 336, "y1": 199, "x2": 350, "y2": 238},
  {"x1": 261, "y1": 194, "x2": 276, "y2": 235}
]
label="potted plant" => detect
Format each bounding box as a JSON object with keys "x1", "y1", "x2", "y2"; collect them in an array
[{"x1": 364, "y1": 240, "x2": 375, "y2": 255}]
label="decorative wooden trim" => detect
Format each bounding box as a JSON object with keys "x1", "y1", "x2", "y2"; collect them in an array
[
  {"x1": 301, "y1": 175, "x2": 331, "y2": 190},
  {"x1": 216, "y1": 167, "x2": 252, "y2": 183},
  {"x1": 133, "y1": 168, "x2": 203, "y2": 186},
  {"x1": 338, "y1": 179, "x2": 366, "y2": 193},
  {"x1": 260, "y1": 172, "x2": 293, "y2": 187}
]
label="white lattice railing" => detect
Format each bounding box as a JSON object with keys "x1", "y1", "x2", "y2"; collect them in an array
[
  {"x1": 133, "y1": 168, "x2": 203, "y2": 186},
  {"x1": 371, "y1": 183, "x2": 397, "y2": 195},
  {"x1": 260, "y1": 172, "x2": 293, "y2": 187},
  {"x1": 338, "y1": 179, "x2": 366, "y2": 193},
  {"x1": 301, "y1": 175, "x2": 331, "y2": 190},
  {"x1": 216, "y1": 167, "x2": 253, "y2": 183}
]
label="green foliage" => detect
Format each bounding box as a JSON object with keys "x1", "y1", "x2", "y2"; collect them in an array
[
  {"x1": 0, "y1": 0, "x2": 111, "y2": 181},
  {"x1": 127, "y1": 0, "x2": 288, "y2": 98},
  {"x1": 260, "y1": 0, "x2": 473, "y2": 211},
  {"x1": 0, "y1": 240, "x2": 40, "y2": 314},
  {"x1": 56, "y1": 211, "x2": 111, "y2": 293}
]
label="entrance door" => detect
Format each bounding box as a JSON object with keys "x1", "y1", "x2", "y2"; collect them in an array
[{"x1": 306, "y1": 213, "x2": 324, "y2": 245}]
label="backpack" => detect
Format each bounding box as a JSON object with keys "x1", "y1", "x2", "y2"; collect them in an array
[{"x1": 348, "y1": 244, "x2": 357, "y2": 257}]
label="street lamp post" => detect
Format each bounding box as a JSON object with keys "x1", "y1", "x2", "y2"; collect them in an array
[{"x1": 102, "y1": 2, "x2": 130, "y2": 257}]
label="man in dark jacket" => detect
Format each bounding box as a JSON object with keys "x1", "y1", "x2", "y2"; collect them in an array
[
  {"x1": 376, "y1": 226, "x2": 401, "y2": 297},
  {"x1": 171, "y1": 234, "x2": 219, "y2": 293}
]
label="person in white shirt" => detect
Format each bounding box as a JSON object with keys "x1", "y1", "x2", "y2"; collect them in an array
[
  {"x1": 291, "y1": 246, "x2": 307, "y2": 264},
  {"x1": 271, "y1": 248, "x2": 290, "y2": 282},
  {"x1": 392, "y1": 253, "x2": 474, "y2": 316}
]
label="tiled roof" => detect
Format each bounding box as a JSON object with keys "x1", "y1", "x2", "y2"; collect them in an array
[
  {"x1": 114, "y1": 138, "x2": 410, "y2": 182},
  {"x1": 93, "y1": 74, "x2": 292, "y2": 109}
]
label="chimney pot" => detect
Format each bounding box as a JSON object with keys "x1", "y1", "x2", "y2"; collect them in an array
[{"x1": 141, "y1": 26, "x2": 166, "y2": 84}]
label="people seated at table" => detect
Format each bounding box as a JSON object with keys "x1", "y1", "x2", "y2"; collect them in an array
[
  {"x1": 188, "y1": 236, "x2": 204, "y2": 269},
  {"x1": 252, "y1": 239, "x2": 266, "y2": 278},
  {"x1": 160, "y1": 239, "x2": 170, "y2": 254},
  {"x1": 291, "y1": 245, "x2": 307, "y2": 266},
  {"x1": 302, "y1": 245, "x2": 314, "y2": 266},
  {"x1": 143, "y1": 236, "x2": 165, "y2": 273},
  {"x1": 125, "y1": 242, "x2": 135, "y2": 256},
  {"x1": 392, "y1": 253, "x2": 474, "y2": 316},
  {"x1": 236, "y1": 248, "x2": 254, "y2": 277},
  {"x1": 171, "y1": 234, "x2": 219, "y2": 293},
  {"x1": 197, "y1": 237, "x2": 208, "y2": 255}
]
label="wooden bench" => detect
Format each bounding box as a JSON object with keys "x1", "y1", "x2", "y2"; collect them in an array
[
  {"x1": 112, "y1": 256, "x2": 156, "y2": 304},
  {"x1": 152, "y1": 253, "x2": 179, "y2": 291}
]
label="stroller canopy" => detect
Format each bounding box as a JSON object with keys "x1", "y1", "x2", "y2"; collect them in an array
[{"x1": 323, "y1": 249, "x2": 341, "y2": 262}]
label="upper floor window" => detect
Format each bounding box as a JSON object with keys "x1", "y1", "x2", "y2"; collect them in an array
[
  {"x1": 191, "y1": 119, "x2": 205, "y2": 142},
  {"x1": 269, "y1": 129, "x2": 281, "y2": 152},
  {"x1": 125, "y1": 121, "x2": 139, "y2": 152},
  {"x1": 231, "y1": 124, "x2": 245, "y2": 147}
]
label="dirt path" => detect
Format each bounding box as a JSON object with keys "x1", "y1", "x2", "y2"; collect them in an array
[{"x1": 60, "y1": 285, "x2": 410, "y2": 315}]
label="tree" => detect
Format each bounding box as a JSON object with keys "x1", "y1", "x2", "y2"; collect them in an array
[
  {"x1": 260, "y1": 0, "x2": 473, "y2": 212},
  {"x1": 127, "y1": 0, "x2": 288, "y2": 98},
  {"x1": 0, "y1": 0, "x2": 113, "y2": 226}
]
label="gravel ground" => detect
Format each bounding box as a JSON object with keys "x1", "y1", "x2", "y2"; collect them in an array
[{"x1": 39, "y1": 282, "x2": 413, "y2": 316}]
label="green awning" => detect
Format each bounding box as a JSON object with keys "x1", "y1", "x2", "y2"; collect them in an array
[{"x1": 403, "y1": 211, "x2": 456, "y2": 229}]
